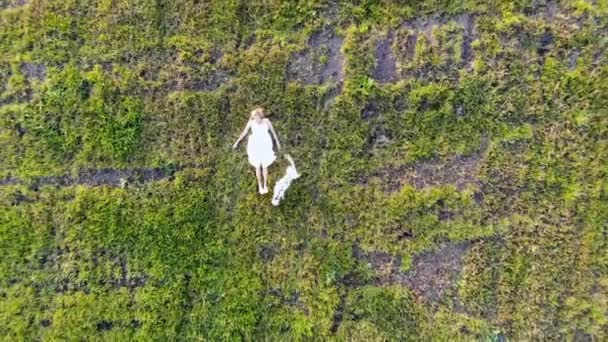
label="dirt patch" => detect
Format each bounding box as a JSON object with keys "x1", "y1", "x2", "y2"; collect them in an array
[
  {"x1": 48, "y1": 249, "x2": 147, "y2": 294},
  {"x1": 104, "y1": 255, "x2": 147, "y2": 290},
  {"x1": 457, "y1": 13, "x2": 476, "y2": 67},
  {"x1": 529, "y1": 0, "x2": 560, "y2": 22},
  {"x1": 287, "y1": 27, "x2": 344, "y2": 85},
  {"x1": 14, "y1": 122, "x2": 26, "y2": 137},
  {"x1": 363, "y1": 149, "x2": 486, "y2": 193},
  {"x1": 258, "y1": 245, "x2": 277, "y2": 262},
  {"x1": 327, "y1": 1, "x2": 340, "y2": 22},
  {"x1": 0, "y1": 165, "x2": 183, "y2": 188},
  {"x1": 236, "y1": 33, "x2": 256, "y2": 51},
  {"x1": 166, "y1": 69, "x2": 231, "y2": 92},
  {"x1": 361, "y1": 99, "x2": 394, "y2": 151},
  {"x1": 330, "y1": 292, "x2": 347, "y2": 333},
  {"x1": 361, "y1": 135, "x2": 489, "y2": 192},
  {"x1": 394, "y1": 13, "x2": 477, "y2": 81},
  {"x1": 360, "y1": 101, "x2": 380, "y2": 121},
  {"x1": 267, "y1": 288, "x2": 309, "y2": 314},
  {"x1": 1, "y1": 0, "x2": 28, "y2": 9},
  {"x1": 398, "y1": 152, "x2": 483, "y2": 191},
  {"x1": 0, "y1": 97, "x2": 12, "y2": 108},
  {"x1": 401, "y1": 13, "x2": 447, "y2": 45},
  {"x1": 360, "y1": 248, "x2": 400, "y2": 284},
  {"x1": 395, "y1": 243, "x2": 472, "y2": 303},
  {"x1": 8, "y1": 189, "x2": 33, "y2": 205},
  {"x1": 163, "y1": 48, "x2": 233, "y2": 92},
  {"x1": 367, "y1": 127, "x2": 392, "y2": 150},
  {"x1": 537, "y1": 30, "x2": 554, "y2": 57},
  {"x1": 393, "y1": 29, "x2": 418, "y2": 67},
  {"x1": 353, "y1": 242, "x2": 473, "y2": 303},
  {"x1": 311, "y1": 29, "x2": 344, "y2": 84},
  {"x1": 96, "y1": 320, "x2": 113, "y2": 331},
  {"x1": 373, "y1": 30, "x2": 397, "y2": 83},
  {"x1": 319, "y1": 82, "x2": 343, "y2": 110},
  {"x1": 131, "y1": 319, "x2": 142, "y2": 329},
  {"x1": 0, "y1": 68, "x2": 9, "y2": 98},
  {"x1": 0, "y1": 176, "x2": 19, "y2": 186},
  {"x1": 68, "y1": 167, "x2": 166, "y2": 187},
  {"x1": 21, "y1": 63, "x2": 46, "y2": 80},
  {"x1": 568, "y1": 50, "x2": 580, "y2": 70},
  {"x1": 363, "y1": 124, "x2": 394, "y2": 156},
  {"x1": 544, "y1": 1, "x2": 559, "y2": 22}
]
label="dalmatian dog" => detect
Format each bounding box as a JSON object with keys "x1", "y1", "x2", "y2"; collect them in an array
[{"x1": 271, "y1": 154, "x2": 300, "y2": 206}]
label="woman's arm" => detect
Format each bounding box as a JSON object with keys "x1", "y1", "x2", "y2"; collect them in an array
[
  {"x1": 267, "y1": 119, "x2": 281, "y2": 151},
  {"x1": 233, "y1": 121, "x2": 251, "y2": 149}
]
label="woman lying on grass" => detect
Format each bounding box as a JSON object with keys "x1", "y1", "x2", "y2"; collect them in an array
[{"x1": 233, "y1": 107, "x2": 281, "y2": 194}]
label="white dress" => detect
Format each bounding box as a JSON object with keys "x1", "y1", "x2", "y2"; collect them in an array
[{"x1": 247, "y1": 120, "x2": 276, "y2": 168}]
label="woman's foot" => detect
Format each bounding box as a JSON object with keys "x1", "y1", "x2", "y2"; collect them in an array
[
  {"x1": 259, "y1": 184, "x2": 265, "y2": 194},
  {"x1": 261, "y1": 185, "x2": 269, "y2": 194}
]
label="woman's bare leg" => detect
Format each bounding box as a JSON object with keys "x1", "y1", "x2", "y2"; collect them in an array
[
  {"x1": 262, "y1": 167, "x2": 269, "y2": 192},
  {"x1": 255, "y1": 166, "x2": 263, "y2": 193}
]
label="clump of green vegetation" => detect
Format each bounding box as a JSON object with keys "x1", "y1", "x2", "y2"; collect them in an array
[{"x1": 1, "y1": 0, "x2": 606, "y2": 340}]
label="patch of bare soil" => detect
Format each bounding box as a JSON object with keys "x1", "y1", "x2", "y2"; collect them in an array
[
  {"x1": 360, "y1": 100, "x2": 381, "y2": 121},
  {"x1": 0, "y1": 69, "x2": 8, "y2": 97},
  {"x1": 367, "y1": 126, "x2": 392, "y2": 151},
  {"x1": 373, "y1": 30, "x2": 397, "y2": 83},
  {"x1": 49, "y1": 249, "x2": 147, "y2": 294},
  {"x1": 166, "y1": 69, "x2": 232, "y2": 92},
  {"x1": 235, "y1": 33, "x2": 256, "y2": 51},
  {"x1": 544, "y1": 1, "x2": 559, "y2": 22},
  {"x1": 258, "y1": 245, "x2": 277, "y2": 262},
  {"x1": 360, "y1": 135, "x2": 489, "y2": 192},
  {"x1": 21, "y1": 62, "x2": 46, "y2": 80},
  {"x1": 392, "y1": 12, "x2": 477, "y2": 82},
  {"x1": 96, "y1": 320, "x2": 113, "y2": 331},
  {"x1": 528, "y1": 0, "x2": 560, "y2": 22},
  {"x1": 1, "y1": 0, "x2": 28, "y2": 9},
  {"x1": 398, "y1": 152, "x2": 483, "y2": 191},
  {"x1": 537, "y1": 30, "x2": 554, "y2": 57},
  {"x1": 322, "y1": 0, "x2": 340, "y2": 24},
  {"x1": 404, "y1": 13, "x2": 447, "y2": 43},
  {"x1": 164, "y1": 49, "x2": 233, "y2": 92},
  {"x1": 0, "y1": 176, "x2": 19, "y2": 186},
  {"x1": 354, "y1": 242, "x2": 473, "y2": 303},
  {"x1": 267, "y1": 288, "x2": 309, "y2": 314},
  {"x1": 392, "y1": 29, "x2": 418, "y2": 69},
  {"x1": 363, "y1": 149, "x2": 485, "y2": 194},
  {"x1": 102, "y1": 255, "x2": 147, "y2": 289},
  {"x1": 318, "y1": 81, "x2": 343, "y2": 111},
  {"x1": 395, "y1": 243, "x2": 471, "y2": 303},
  {"x1": 287, "y1": 27, "x2": 345, "y2": 85},
  {"x1": 0, "y1": 166, "x2": 180, "y2": 188},
  {"x1": 457, "y1": 13, "x2": 476, "y2": 68},
  {"x1": 0, "y1": 97, "x2": 11, "y2": 107},
  {"x1": 568, "y1": 50, "x2": 580, "y2": 70}
]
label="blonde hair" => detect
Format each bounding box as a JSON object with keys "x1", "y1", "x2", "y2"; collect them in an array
[{"x1": 250, "y1": 107, "x2": 265, "y2": 119}]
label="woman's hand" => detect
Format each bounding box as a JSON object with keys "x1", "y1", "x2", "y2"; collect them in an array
[
  {"x1": 234, "y1": 121, "x2": 251, "y2": 151},
  {"x1": 267, "y1": 120, "x2": 282, "y2": 153}
]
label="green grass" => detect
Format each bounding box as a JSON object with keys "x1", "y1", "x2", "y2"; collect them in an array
[{"x1": 1, "y1": 0, "x2": 607, "y2": 340}]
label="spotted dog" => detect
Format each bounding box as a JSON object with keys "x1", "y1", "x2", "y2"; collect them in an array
[{"x1": 272, "y1": 154, "x2": 300, "y2": 206}]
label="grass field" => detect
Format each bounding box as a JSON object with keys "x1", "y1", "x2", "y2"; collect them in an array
[{"x1": 1, "y1": 0, "x2": 607, "y2": 340}]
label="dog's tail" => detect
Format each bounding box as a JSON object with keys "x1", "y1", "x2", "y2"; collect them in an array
[{"x1": 284, "y1": 154, "x2": 296, "y2": 167}]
